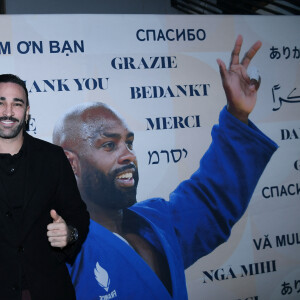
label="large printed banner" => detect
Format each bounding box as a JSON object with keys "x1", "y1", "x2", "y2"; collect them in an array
[{"x1": 0, "y1": 14, "x2": 299, "y2": 299}]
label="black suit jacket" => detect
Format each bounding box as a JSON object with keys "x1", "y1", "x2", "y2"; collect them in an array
[{"x1": 0, "y1": 133, "x2": 89, "y2": 300}]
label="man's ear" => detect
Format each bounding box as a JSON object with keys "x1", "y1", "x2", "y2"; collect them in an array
[
  {"x1": 25, "y1": 106, "x2": 30, "y2": 123},
  {"x1": 64, "y1": 150, "x2": 81, "y2": 177}
]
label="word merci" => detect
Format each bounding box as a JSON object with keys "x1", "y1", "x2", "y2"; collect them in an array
[
  {"x1": 202, "y1": 260, "x2": 276, "y2": 284},
  {"x1": 25, "y1": 78, "x2": 109, "y2": 93},
  {"x1": 0, "y1": 40, "x2": 84, "y2": 56},
  {"x1": 146, "y1": 115, "x2": 201, "y2": 130}
]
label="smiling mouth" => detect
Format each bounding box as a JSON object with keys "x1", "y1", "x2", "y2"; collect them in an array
[
  {"x1": 0, "y1": 120, "x2": 17, "y2": 127},
  {"x1": 115, "y1": 171, "x2": 135, "y2": 187},
  {"x1": 116, "y1": 172, "x2": 133, "y2": 180}
]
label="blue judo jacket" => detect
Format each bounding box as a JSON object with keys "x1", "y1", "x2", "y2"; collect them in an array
[{"x1": 67, "y1": 107, "x2": 278, "y2": 300}]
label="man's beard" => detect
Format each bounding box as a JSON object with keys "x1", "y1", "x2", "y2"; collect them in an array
[
  {"x1": 80, "y1": 160, "x2": 139, "y2": 210},
  {"x1": 0, "y1": 115, "x2": 26, "y2": 139}
]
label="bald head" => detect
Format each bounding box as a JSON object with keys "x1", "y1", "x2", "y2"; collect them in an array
[
  {"x1": 53, "y1": 102, "x2": 124, "y2": 154},
  {"x1": 53, "y1": 101, "x2": 138, "y2": 212}
]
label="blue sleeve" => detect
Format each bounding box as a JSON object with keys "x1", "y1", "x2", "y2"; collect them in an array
[{"x1": 168, "y1": 107, "x2": 278, "y2": 269}]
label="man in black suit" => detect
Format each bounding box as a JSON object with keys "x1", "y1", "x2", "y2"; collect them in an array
[{"x1": 0, "y1": 74, "x2": 89, "y2": 300}]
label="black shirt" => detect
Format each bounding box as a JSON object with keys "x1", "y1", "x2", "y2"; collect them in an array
[{"x1": 0, "y1": 135, "x2": 27, "y2": 288}]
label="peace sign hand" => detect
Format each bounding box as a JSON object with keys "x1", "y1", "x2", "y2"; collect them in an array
[{"x1": 217, "y1": 35, "x2": 262, "y2": 124}]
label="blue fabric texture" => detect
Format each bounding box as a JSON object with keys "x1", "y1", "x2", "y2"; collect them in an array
[{"x1": 67, "y1": 107, "x2": 278, "y2": 300}]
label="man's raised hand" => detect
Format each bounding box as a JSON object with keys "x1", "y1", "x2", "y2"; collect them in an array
[{"x1": 217, "y1": 35, "x2": 262, "y2": 124}]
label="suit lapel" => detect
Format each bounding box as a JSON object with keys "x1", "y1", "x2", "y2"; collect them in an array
[{"x1": 22, "y1": 133, "x2": 43, "y2": 214}]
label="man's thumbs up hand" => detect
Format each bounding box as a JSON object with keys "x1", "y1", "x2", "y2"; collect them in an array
[{"x1": 47, "y1": 209, "x2": 69, "y2": 248}]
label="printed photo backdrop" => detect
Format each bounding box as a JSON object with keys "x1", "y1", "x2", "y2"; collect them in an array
[{"x1": 0, "y1": 14, "x2": 299, "y2": 299}]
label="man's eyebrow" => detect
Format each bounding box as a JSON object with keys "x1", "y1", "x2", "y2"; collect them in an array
[
  {"x1": 102, "y1": 132, "x2": 121, "y2": 139},
  {"x1": 13, "y1": 98, "x2": 25, "y2": 104},
  {"x1": 101, "y1": 131, "x2": 134, "y2": 139},
  {"x1": 0, "y1": 97, "x2": 25, "y2": 104}
]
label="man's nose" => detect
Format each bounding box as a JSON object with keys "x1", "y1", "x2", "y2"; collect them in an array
[
  {"x1": 118, "y1": 144, "x2": 136, "y2": 164},
  {"x1": 3, "y1": 104, "x2": 14, "y2": 117}
]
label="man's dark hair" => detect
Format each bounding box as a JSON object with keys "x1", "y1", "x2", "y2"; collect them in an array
[{"x1": 0, "y1": 74, "x2": 29, "y2": 106}]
